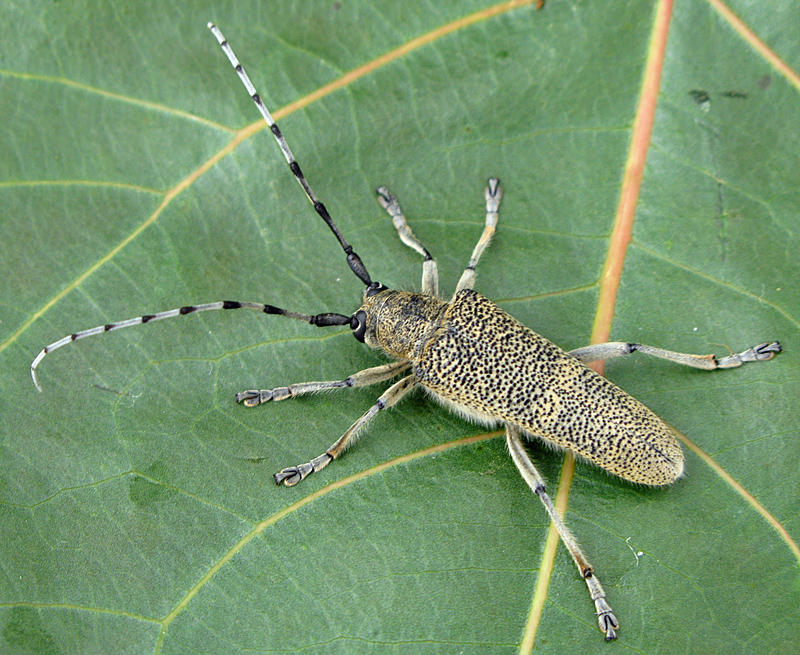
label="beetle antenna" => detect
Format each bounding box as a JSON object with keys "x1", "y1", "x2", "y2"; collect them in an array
[
  {"x1": 207, "y1": 22, "x2": 375, "y2": 289},
  {"x1": 30, "y1": 301, "x2": 354, "y2": 392}
]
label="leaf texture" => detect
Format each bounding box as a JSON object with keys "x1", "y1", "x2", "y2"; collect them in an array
[{"x1": 1, "y1": 1, "x2": 798, "y2": 653}]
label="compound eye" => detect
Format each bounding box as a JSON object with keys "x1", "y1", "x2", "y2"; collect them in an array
[{"x1": 351, "y1": 310, "x2": 367, "y2": 342}]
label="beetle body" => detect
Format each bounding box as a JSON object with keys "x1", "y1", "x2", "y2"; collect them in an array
[{"x1": 358, "y1": 287, "x2": 684, "y2": 486}]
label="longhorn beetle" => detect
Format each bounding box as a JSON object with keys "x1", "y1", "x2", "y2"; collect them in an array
[{"x1": 30, "y1": 23, "x2": 782, "y2": 641}]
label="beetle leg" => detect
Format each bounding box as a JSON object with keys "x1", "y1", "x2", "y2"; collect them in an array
[
  {"x1": 505, "y1": 423, "x2": 620, "y2": 640},
  {"x1": 568, "y1": 340, "x2": 781, "y2": 370},
  {"x1": 274, "y1": 374, "x2": 417, "y2": 486},
  {"x1": 236, "y1": 360, "x2": 410, "y2": 406},
  {"x1": 376, "y1": 186, "x2": 439, "y2": 297},
  {"x1": 454, "y1": 178, "x2": 502, "y2": 296}
]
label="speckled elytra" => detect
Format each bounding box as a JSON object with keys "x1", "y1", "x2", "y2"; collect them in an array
[{"x1": 30, "y1": 23, "x2": 782, "y2": 641}]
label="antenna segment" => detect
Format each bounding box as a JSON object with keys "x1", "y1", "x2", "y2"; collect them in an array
[{"x1": 207, "y1": 22, "x2": 374, "y2": 288}]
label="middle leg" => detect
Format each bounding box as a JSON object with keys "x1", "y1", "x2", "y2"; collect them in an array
[
  {"x1": 453, "y1": 177, "x2": 502, "y2": 296},
  {"x1": 274, "y1": 374, "x2": 418, "y2": 486}
]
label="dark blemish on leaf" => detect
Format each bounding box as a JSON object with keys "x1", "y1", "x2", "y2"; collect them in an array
[
  {"x1": 689, "y1": 89, "x2": 711, "y2": 112},
  {"x1": 240, "y1": 455, "x2": 270, "y2": 464},
  {"x1": 721, "y1": 91, "x2": 748, "y2": 99},
  {"x1": 758, "y1": 74, "x2": 771, "y2": 89},
  {"x1": 93, "y1": 384, "x2": 127, "y2": 396}
]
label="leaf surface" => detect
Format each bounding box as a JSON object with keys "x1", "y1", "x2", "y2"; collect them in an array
[{"x1": 1, "y1": 1, "x2": 798, "y2": 653}]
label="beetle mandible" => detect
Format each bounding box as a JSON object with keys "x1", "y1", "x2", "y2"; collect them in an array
[{"x1": 30, "y1": 23, "x2": 782, "y2": 641}]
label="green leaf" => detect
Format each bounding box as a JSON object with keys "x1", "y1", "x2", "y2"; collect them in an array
[{"x1": 2, "y1": 1, "x2": 798, "y2": 653}]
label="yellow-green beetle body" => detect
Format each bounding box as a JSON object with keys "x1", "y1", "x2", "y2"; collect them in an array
[{"x1": 358, "y1": 287, "x2": 684, "y2": 486}]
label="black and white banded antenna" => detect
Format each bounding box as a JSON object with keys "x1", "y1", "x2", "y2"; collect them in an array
[
  {"x1": 207, "y1": 22, "x2": 374, "y2": 289},
  {"x1": 31, "y1": 23, "x2": 380, "y2": 392}
]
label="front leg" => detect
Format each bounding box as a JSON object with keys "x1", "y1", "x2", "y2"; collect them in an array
[
  {"x1": 376, "y1": 185, "x2": 439, "y2": 297},
  {"x1": 235, "y1": 360, "x2": 410, "y2": 406}
]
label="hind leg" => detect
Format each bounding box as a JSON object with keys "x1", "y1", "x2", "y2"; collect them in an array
[{"x1": 568, "y1": 341, "x2": 781, "y2": 370}]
